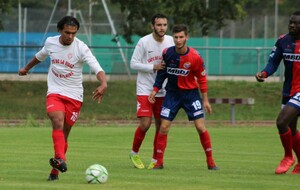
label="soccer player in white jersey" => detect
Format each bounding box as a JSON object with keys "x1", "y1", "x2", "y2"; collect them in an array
[
  {"x1": 18, "y1": 16, "x2": 107, "y2": 181},
  {"x1": 129, "y1": 13, "x2": 174, "y2": 169}
]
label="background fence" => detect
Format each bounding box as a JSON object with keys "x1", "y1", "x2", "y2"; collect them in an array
[
  {"x1": 0, "y1": 2, "x2": 289, "y2": 80},
  {"x1": 0, "y1": 42, "x2": 277, "y2": 79}
]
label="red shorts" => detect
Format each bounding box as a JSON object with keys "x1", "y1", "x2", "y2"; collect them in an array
[
  {"x1": 46, "y1": 94, "x2": 82, "y2": 126},
  {"x1": 136, "y1": 95, "x2": 164, "y2": 118}
]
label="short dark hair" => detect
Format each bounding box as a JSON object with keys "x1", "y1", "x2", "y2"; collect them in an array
[
  {"x1": 292, "y1": 11, "x2": 300, "y2": 16},
  {"x1": 151, "y1": 13, "x2": 168, "y2": 25},
  {"x1": 57, "y1": 16, "x2": 80, "y2": 31},
  {"x1": 172, "y1": 24, "x2": 188, "y2": 35}
]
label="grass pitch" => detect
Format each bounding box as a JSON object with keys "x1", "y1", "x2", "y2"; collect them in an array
[{"x1": 0, "y1": 124, "x2": 299, "y2": 190}]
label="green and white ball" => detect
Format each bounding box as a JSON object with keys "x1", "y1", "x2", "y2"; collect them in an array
[{"x1": 85, "y1": 164, "x2": 108, "y2": 184}]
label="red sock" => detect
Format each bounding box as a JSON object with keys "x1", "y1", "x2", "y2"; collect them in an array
[
  {"x1": 199, "y1": 131, "x2": 213, "y2": 161},
  {"x1": 52, "y1": 129, "x2": 66, "y2": 160},
  {"x1": 152, "y1": 131, "x2": 159, "y2": 160},
  {"x1": 279, "y1": 128, "x2": 293, "y2": 158},
  {"x1": 292, "y1": 131, "x2": 300, "y2": 162},
  {"x1": 132, "y1": 126, "x2": 146, "y2": 153},
  {"x1": 156, "y1": 133, "x2": 168, "y2": 164}
]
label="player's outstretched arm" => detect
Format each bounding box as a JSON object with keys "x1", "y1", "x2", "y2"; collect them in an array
[{"x1": 18, "y1": 57, "x2": 40, "y2": 76}]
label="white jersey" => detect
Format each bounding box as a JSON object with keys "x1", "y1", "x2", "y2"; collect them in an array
[
  {"x1": 35, "y1": 36, "x2": 104, "y2": 102},
  {"x1": 130, "y1": 33, "x2": 174, "y2": 97}
]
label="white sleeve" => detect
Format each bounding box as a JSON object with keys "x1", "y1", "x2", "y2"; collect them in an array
[
  {"x1": 130, "y1": 40, "x2": 154, "y2": 73},
  {"x1": 81, "y1": 44, "x2": 104, "y2": 74},
  {"x1": 35, "y1": 45, "x2": 49, "y2": 62}
]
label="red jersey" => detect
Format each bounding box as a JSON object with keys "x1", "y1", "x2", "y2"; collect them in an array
[{"x1": 153, "y1": 46, "x2": 207, "y2": 93}]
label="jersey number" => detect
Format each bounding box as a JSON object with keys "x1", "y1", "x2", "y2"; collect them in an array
[{"x1": 192, "y1": 100, "x2": 202, "y2": 110}]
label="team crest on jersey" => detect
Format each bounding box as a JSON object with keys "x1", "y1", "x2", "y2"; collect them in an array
[
  {"x1": 183, "y1": 62, "x2": 191, "y2": 69},
  {"x1": 68, "y1": 53, "x2": 73, "y2": 59}
]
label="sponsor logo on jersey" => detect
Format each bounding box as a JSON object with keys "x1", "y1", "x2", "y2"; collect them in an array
[
  {"x1": 283, "y1": 53, "x2": 300, "y2": 62},
  {"x1": 51, "y1": 59, "x2": 74, "y2": 68},
  {"x1": 147, "y1": 56, "x2": 162, "y2": 63},
  {"x1": 166, "y1": 67, "x2": 189, "y2": 76},
  {"x1": 51, "y1": 68, "x2": 74, "y2": 78}
]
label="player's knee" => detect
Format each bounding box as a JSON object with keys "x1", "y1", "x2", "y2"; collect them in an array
[
  {"x1": 276, "y1": 117, "x2": 287, "y2": 132},
  {"x1": 159, "y1": 125, "x2": 169, "y2": 134}
]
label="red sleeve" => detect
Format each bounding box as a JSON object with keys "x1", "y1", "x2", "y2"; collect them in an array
[{"x1": 153, "y1": 86, "x2": 160, "y2": 92}]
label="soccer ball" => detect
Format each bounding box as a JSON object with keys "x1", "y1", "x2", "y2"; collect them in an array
[{"x1": 85, "y1": 164, "x2": 108, "y2": 184}]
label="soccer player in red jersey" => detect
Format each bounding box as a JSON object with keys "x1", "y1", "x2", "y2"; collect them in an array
[
  {"x1": 18, "y1": 16, "x2": 107, "y2": 180},
  {"x1": 256, "y1": 11, "x2": 300, "y2": 174},
  {"x1": 148, "y1": 24, "x2": 219, "y2": 170}
]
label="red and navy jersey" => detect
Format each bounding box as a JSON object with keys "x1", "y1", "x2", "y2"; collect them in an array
[
  {"x1": 153, "y1": 46, "x2": 207, "y2": 93},
  {"x1": 263, "y1": 34, "x2": 300, "y2": 97}
]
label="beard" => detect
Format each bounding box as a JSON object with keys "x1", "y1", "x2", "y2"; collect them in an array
[
  {"x1": 154, "y1": 29, "x2": 165, "y2": 38},
  {"x1": 288, "y1": 27, "x2": 300, "y2": 37}
]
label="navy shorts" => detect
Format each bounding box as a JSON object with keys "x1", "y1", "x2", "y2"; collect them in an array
[
  {"x1": 287, "y1": 92, "x2": 300, "y2": 110},
  {"x1": 160, "y1": 89, "x2": 204, "y2": 121}
]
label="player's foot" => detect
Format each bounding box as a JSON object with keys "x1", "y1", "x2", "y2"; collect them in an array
[
  {"x1": 275, "y1": 157, "x2": 295, "y2": 174},
  {"x1": 152, "y1": 162, "x2": 164, "y2": 169},
  {"x1": 47, "y1": 173, "x2": 59, "y2": 181},
  {"x1": 290, "y1": 163, "x2": 300, "y2": 174},
  {"x1": 147, "y1": 160, "x2": 157, "y2": 169},
  {"x1": 207, "y1": 159, "x2": 219, "y2": 170},
  {"x1": 129, "y1": 153, "x2": 144, "y2": 169},
  {"x1": 49, "y1": 158, "x2": 67, "y2": 173}
]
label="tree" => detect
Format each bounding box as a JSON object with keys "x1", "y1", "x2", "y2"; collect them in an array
[
  {"x1": 0, "y1": 0, "x2": 12, "y2": 30},
  {"x1": 110, "y1": 0, "x2": 248, "y2": 43}
]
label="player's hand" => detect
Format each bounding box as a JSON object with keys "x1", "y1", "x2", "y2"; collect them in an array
[
  {"x1": 148, "y1": 91, "x2": 157, "y2": 104},
  {"x1": 18, "y1": 68, "x2": 28, "y2": 76},
  {"x1": 255, "y1": 72, "x2": 265, "y2": 82},
  {"x1": 203, "y1": 101, "x2": 212, "y2": 115},
  {"x1": 153, "y1": 61, "x2": 166, "y2": 71},
  {"x1": 92, "y1": 84, "x2": 107, "y2": 104}
]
